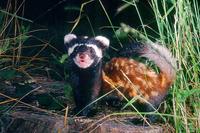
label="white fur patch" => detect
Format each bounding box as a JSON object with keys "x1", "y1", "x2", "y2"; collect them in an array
[
  {"x1": 68, "y1": 43, "x2": 103, "y2": 58},
  {"x1": 64, "y1": 34, "x2": 77, "y2": 44},
  {"x1": 68, "y1": 44, "x2": 79, "y2": 56},
  {"x1": 95, "y1": 36, "x2": 110, "y2": 47},
  {"x1": 83, "y1": 36, "x2": 88, "y2": 39}
]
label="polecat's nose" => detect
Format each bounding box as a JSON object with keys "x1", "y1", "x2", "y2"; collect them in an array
[{"x1": 79, "y1": 53, "x2": 86, "y2": 59}]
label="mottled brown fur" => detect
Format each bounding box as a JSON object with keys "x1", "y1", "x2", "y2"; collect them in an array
[{"x1": 102, "y1": 57, "x2": 174, "y2": 104}]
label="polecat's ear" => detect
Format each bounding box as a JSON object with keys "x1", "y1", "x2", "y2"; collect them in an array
[
  {"x1": 64, "y1": 34, "x2": 77, "y2": 44},
  {"x1": 95, "y1": 36, "x2": 110, "y2": 48}
]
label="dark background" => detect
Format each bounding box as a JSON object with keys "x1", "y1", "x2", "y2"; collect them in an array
[
  {"x1": 0, "y1": 0, "x2": 157, "y2": 50},
  {"x1": 0, "y1": 0, "x2": 159, "y2": 79}
]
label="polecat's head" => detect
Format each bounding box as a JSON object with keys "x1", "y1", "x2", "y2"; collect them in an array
[{"x1": 64, "y1": 34, "x2": 110, "y2": 69}]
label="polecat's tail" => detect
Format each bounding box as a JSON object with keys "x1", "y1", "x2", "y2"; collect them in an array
[{"x1": 119, "y1": 42, "x2": 176, "y2": 82}]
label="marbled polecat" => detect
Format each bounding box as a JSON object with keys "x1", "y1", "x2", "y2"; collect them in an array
[
  {"x1": 64, "y1": 34, "x2": 176, "y2": 121},
  {"x1": 64, "y1": 34, "x2": 109, "y2": 116}
]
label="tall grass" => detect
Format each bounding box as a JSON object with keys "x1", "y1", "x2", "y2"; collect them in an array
[
  {"x1": 0, "y1": 1, "x2": 52, "y2": 79},
  {"x1": 150, "y1": 0, "x2": 200, "y2": 132},
  {"x1": 114, "y1": 0, "x2": 200, "y2": 132},
  {"x1": 0, "y1": 1, "x2": 29, "y2": 73}
]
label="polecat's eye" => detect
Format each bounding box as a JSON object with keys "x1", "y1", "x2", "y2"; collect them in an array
[{"x1": 89, "y1": 48, "x2": 93, "y2": 53}]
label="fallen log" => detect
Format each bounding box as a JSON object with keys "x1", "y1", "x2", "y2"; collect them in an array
[{"x1": 1, "y1": 111, "x2": 163, "y2": 133}]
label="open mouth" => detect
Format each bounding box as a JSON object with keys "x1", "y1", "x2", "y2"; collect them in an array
[{"x1": 73, "y1": 54, "x2": 94, "y2": 69}]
